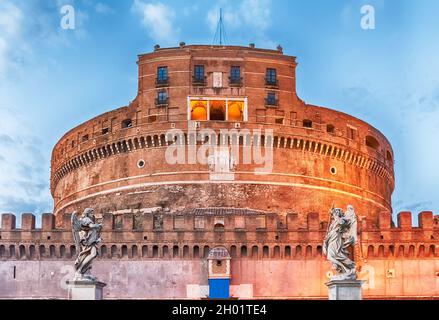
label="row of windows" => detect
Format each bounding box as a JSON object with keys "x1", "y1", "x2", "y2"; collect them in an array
[
  {"x1": 155, "y1": 66, "x2": 278, "y2": 87},
  {"x1": 1, "y1": 244, "x2": 436, "y2": 260}
]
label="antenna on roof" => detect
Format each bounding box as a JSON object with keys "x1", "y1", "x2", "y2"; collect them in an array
[{"x1": 213, "y1": 8, "x2": 228, "y2": 45}]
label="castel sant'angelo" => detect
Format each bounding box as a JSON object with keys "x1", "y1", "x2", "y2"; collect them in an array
[{"x1": 0, "y1": 43, "x2": 438, "y2": 299}]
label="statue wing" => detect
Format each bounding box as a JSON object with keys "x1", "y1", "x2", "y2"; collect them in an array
[{"x1": 71, "y1": 212, "x2": 82, "y2": 256}]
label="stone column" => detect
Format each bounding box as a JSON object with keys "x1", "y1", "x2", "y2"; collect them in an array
[
  {"x1": 325, "y1": 280, "x2": 364, "y2": 300},
  {"x1": 66, "y1": 280, "x2": 107, "y2": 300}
]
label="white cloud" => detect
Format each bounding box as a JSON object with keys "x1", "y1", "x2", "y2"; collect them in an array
[
  {"x1": 131, "y1": 0, "x2": 179, "y2": 46},
  {"x1": 0, "y1": 108, "x2": 51, "y2": 215},
  {"x1": 0, "y1": 1, "x2": 23, "y2": 74},
  {"x1": 206, "y1": 0, "x2": 274, "y2": 47}
]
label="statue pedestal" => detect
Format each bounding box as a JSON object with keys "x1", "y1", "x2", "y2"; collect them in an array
[
  {"x1": 66, "y1": 280, "x2": 106, "y2": 300},
  {"x1": 325, "y1": 280, "x2": 364, "y2": 300}
]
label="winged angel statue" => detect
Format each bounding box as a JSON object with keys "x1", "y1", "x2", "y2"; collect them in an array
[
  {"x1": 323, "y1": 205, "x2": 358, "y2": 281},
  {"x1": 71, "y1": 208, "x2": 103, "y2": 281}
]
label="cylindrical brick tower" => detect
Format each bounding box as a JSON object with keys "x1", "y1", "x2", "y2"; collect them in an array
[{"x1": 50, "y1": 44, "x2": 394, "y2": 226}]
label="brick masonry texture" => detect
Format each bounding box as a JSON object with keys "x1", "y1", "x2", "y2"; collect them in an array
[{"x1": 1, "y1": 45, "x2": 438, "y2": 299}]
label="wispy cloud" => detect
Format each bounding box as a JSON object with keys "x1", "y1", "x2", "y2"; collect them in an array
[
  {"x1": 131, "y1": 0, "x2": 180, "y2": 46},
  {"x1": 206, "y1": 0, "x2": 274, "y2": 47},
  {"x1": 0, "y1": 108, "x2": 51, "y2": 216}
]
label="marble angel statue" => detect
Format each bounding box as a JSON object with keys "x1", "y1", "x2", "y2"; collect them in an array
[
  {"x1": 71, "y1": 208, "x2": 103, "y2": 281},
  {"x1": 323, "y1": 205, "x2": 358, "y2": 281}
]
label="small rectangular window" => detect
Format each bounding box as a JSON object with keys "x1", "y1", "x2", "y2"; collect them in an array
[
  {"x1": 156, "y1": 91, "x2": 168, "y2": 105},
  {"x1": 157, "y1": 66, "x2": 168, "y2": 81},
  {"x1": 275, "y1": 118, "x2": 284, "y2": 124},
  {"x1": 194, "y1": 65, "x2": 204, "y2": 80},
  {"x1": 266, "y1": 68, "x2": 277, "y2": 85},
  {"x1": 230, "y1": 66, "x2": 241, "y2": 83},
  {"x1": 266, "y1": 92, "x2": 277, "y2": 106},
  {"x1": 81, "y1": 134, "x2": 89, "y2": 143},
  {"x1": 347, "y1": 127, "x2": 357, "y2": 140}
]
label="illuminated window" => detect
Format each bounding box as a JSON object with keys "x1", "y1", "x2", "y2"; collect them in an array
[
  {"x1": 210, "y1": 100, "x2": 226, "y2": 121},
  {"x1": 228, "y1": 101, "x2": 244, "y2": 121},
  {"x1": 190, "y1": 100, "x2": 208, "y2": 121}
]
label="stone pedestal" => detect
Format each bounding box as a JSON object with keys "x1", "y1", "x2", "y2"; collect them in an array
[
  {"x1": 326, "y1": 280, "x2": 364, "y2": 300},
  {"x1": 66, "y1": 280, "x2": 106, "y2": 300}
]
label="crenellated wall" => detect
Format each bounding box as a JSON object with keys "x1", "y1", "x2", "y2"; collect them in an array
[{"x1": 1, "y1": 211, "x2": 438, "y2": 299}]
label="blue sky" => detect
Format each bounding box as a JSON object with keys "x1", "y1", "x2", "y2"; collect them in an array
[{"x1": 0, "y1": 0, "x2": 438, "y2": 225}]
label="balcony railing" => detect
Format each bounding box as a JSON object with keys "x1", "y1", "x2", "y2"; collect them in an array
[
  {"x1": 229, "y1": 77, "x2": 243, "y2": 87},
  {"x1": 155, "y1": 78, "x2": 169, "y2": 87},
  {"x1": 265, "y1": 98, "x2": 279, "y2": 107},
  {"x1": 192, "y1": 76, "x2": 207, "y2": 86},
  {"x1": 155, "y1": 98, "x2": 169, "y2": 107},
  {"x1": 265, "y1": 78, "x2": 279, "y2": 88}
]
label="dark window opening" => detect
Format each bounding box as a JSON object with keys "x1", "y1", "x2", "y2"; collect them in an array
[
  {"x1": 216, "y1": 260, "x2": 222, "y2": 267},
  {"x1": 148, "y1": 115, "x2": 157, "y2": 123},
  {"x1": 230, "y1": 66, "x2": 242, "y2": 85},
  {"x1": 347, "y1": 127, "x2": 357, "y2": 140},
  {"x1": 122, "y1": 119, "x2": 132, "y2": 129},
  {"x1": 156, "y1": 66, "x2": 168, "y2": 86},
  {"x1": 81, "y1": 134, "x2": 89, "y2": 143},
  {"x1": 71, "y1": 140, "x2": 75, "y2": 148},
  {"x1": 193, "y1": 65, "x2": 205, "y2": 85},
  {"x1": 266, "y1": 68, "x2": 278, "y2": 86},
  {"x1": 366, "y1": 135, "x2": 380, "y2": 150},
  {"x1": 275, "y1": 118, "x2": 284, "y2": 124},
  {"x1": 266, "y1": 92, "x2": 278, "y2": 106},
  {"x1": 327, "y1": 124, "x2": 335, "y2": 134},
  {"x1": 303, "y1": 120, "x2": 313, "y2": 128},
  {"x1": 102, "y1": 127, "x2": 109, "y2": 135},
  {"x1": 156, "y1": 91, "x2": 168, "y2": 106}
]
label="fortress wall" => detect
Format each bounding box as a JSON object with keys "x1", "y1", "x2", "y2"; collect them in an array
[{"x1": 0, "y1": 259, "x2": 437, "y2": 299}]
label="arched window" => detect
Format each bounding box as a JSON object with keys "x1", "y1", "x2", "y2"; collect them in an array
[
  {"x1": 121, "y1": 245, "x2": 128, "y2": 258},
  {"x1": 306, "y1": 245, "x2": 312, "y2": 257},
  {"x1": 378, "y1": 245, "x2": 385, "y2": 257},
  {"x1": 418, "y1": 245, "x2": 425, "y2": 258},
  {"x1": 9, "y1": 245, "x2": 16, "y2": 259},
  {"x1": 263, "y1": 246, "x2": 269, "y2": 258},
  {"x1": 49, "y1": 245, "x2": 56, "y2": 258},
  {"x1": 101, "y1": 245, "x2": 108, "y2": 258},
  {"x1": 39, "y1": 245, "x2": 46, "y2": 258},
  {"x1": 183, "y1": 245, "x2": 190, "y2": 258},
  {"x1": 19, "y1": 245, "x2": 26, "y2": 259},
  {"x1": 132, "y1": 245, "x2": 138, "y2": 258},
  {"x1": 29, "y1": 245, "x2": 36, "y2": 259},
  {"x1": 398, "y1": 245, "x2": 405, "y2": 257},
  {"x1": 366, "y1": 136, "x2": 380, "y2": 150},
  {"x1": 408, "y1": 245, "x2": 415, "y2": 257},
  {"x1": 70, "y1": 245, "x2": 76, "y2": 258},
  {"x1": 173, "y1": 246, "x2": 179, "y2": 258},
  {"x1": 121, "y1": 119, "x2": 132, "y2": 129},
  {"x1": 295, "y1": 245, "x2": 302, "y2": 258},
  {"x1": 367, "y1": 245, "x2": 374, "y2": 258},
  {"x1": 386, "y1": 150, "x2": 393, "y2": 162},
  {"x1": 252, "y1": 246, "x2": 259, "y2": 259},
  {"x1": 60, "y1": 245, "x2": 66, "y2": 258},
  {"x1": 153, "y1": 245, "x2": 159, "y2": 258},
  {"x1": 230, "y1": 245, "x2": 237, "y2": 258},
  {"x1": 111, "y1": 245, "x2": 118, "y2": 258},
  {"x1": 0, "y1": 245, "x2": 5, "y2": 258},
  {"x1": 241, "y1": 245, "x2": 248, "y2": 258},
  {"x1": 316, "y1": 245, "x2": 323, "y2": 257},
  {"x1": 142, "y1": 245, "x2": 148, "y2": 258},
  {"x1": 285, "y1": 246, "x2": 291, "y2": 258},
  {"x1": 273, "y1": 246, "x2": 280, "y2": 258},
  {"x1": 163, "y1": 245, "x2": 169, "y2": 258},
  {"x1": 203, "y1": 246, "x2": 210, "y2": 258}
]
